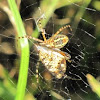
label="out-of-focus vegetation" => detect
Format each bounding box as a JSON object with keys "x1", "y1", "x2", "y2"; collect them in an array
[
  {"x1": 0, "y1": 0, "x2": 100, "y2": 100},
  {"x1": 86, "y1": 74, "x2": 100, "y2": 98},
  {"x1": 92, "y1": 0, "x2": 100, "y2": 11}
]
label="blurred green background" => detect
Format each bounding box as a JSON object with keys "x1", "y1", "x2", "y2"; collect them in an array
[{"x1": 0, "y1": 0, "x2": 100, "y2": 100}]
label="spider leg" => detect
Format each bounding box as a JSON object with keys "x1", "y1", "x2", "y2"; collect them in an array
[
  {"x1": 36, "y1": 62, "x2": 39, "y2": 84},
  {"x1": 67, "y1": 59, "x2": 71, "y2": 63},
  {"x1": 41, "y1": 29, "x2": 47, "y2": 42},
  {"x1": 36, "y1": 14, "x2": 47, "y2": 42},
  {"x1": 51, "y1": 25, "x2": 72, "y2": 40},
  {"x1": 18, "y1": 35, "x2": 44, "y2": 43},
  {"x1": 59, "y1": 51, "x2": 71, "y2": 63}
]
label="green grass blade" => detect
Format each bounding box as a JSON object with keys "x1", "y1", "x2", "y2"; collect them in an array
[
  {"x1": 86, "y1": 74, "x2": 100, "y2": 98},
  {"x1": 7, "y1": 0, "x2": 30, "y2": 100}
]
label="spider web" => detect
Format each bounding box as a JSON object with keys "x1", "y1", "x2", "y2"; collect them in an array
[{"x1": 0, "y1": 0, "x2": 100, "y2": 100}]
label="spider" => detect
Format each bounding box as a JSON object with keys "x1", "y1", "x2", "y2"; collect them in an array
[{"x1": 19, "y1": 15, "x2": 72, "y2": 80}]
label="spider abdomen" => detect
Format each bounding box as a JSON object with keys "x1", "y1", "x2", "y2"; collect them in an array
[{"x1": 35, "y1": 44, "x2": 67, "y2": 79}]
